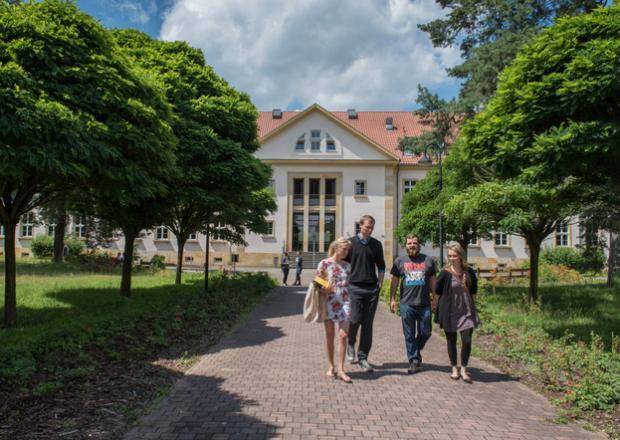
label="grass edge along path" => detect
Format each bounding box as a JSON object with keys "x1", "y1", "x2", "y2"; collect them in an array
[
  {"x1": 380, "y1": 280, "x2": 620, "y2": 439},
  {"x1": 0, "y1": 267, "x2": 276, "y2": 439}
]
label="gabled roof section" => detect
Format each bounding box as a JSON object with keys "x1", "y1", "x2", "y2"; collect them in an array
[{"x1": 257, "y1": 104, "x2": 437, "y2": 164}]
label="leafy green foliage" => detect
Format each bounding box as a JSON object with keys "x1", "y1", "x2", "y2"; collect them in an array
[
  {"x1": 0, "y1": 0, "x2": 176, "y2": 322},
  {"x1": 461, "y1": 5, "x2": 620, "y2": 190},
  {"x1": 110, "y1": 30, "x2": 275, "y2": 285},
  {"x1": 419, "y1": 0, "x2": 608, "y2": 106},
  {"x1": 541, "y1": 247, "x2": 606, "y2": 273},
  {"x1": 476, "y1": 281, "x2": 620, "y2": 413},
  {"x1": 30, "y1": 235, "x2": 54, "y2": 259}
]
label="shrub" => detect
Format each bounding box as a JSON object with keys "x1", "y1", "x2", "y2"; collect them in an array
[
  {"x1": 540, "y1": 247, "x2": 605, "y2": 273},
  {"x1": 538, "y1": 264, "x2": 582, "y2": 284},
  {"x1": 541, "y1": 247, "x2": 583, "y2": 269},
  {"x1": 30, "y1": 235, "x2": 54, "y2": 258},
  {"x1": 64, "y1": 236, "x2": 85, "y2": 256},
  {"x1": 150, "y1": 254, "x2": 166, "y2": 271},
  {"x1": 67, "y1": 251, "x2": 114, "y2": 271}
]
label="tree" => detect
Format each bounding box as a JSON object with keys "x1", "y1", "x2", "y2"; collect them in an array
[
  {"x1": 450, "y1": 181, "x2": 581, "y2": 303},
  {"x1": 0, "y1": 0, "x2": 176, "y2": 320},
  {"x1": 419, "y1": 0, "x2": 608, "y2": 106},
  {"x1": 398, "y1": 86, "x2": 470, "y2": 264},
  {"x1": 398, "y1": 147, "x2": 490, "y2": 258},
  {"x1": 112, "y1": 30, "x2": 275, "y2": 286},
  {"x1": 455, "y1": 4, "x2": 620, "y2": 300}
]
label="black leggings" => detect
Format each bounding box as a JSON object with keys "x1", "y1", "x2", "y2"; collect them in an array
[{"x1": 445, "y1": 329, "x2": 473, "y2": 367}]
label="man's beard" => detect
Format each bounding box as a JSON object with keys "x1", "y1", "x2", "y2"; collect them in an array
[{"x1": 407, "y1": 249, "x2": 419, "y2": 257}]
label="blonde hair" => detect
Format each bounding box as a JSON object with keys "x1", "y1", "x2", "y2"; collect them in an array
[
  {"x1": 328, "y1": 237, "x2": 351, "y2": 258},
  {"x1": 447, "y1": 243, "x2": 470, "y2": 289}
]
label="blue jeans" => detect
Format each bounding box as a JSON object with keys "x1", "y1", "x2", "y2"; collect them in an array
[{"x1": 400, "y1": 304, "x2": 432, "y2": 363}]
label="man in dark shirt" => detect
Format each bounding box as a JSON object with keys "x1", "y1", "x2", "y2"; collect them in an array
[
  {"x1": 346, "y1": 215, "x2": 386, "y2": 372},
  {"x1": 389, "y1": 234, "x2": 436, "y2": 373}
]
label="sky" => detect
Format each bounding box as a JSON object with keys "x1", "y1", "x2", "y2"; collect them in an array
[{"x1": 76, "y1": 0, "x2": 463, "y2": 111}]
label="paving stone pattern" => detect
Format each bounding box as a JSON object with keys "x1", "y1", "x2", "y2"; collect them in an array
[{"x1": 125, "y1": 285, "x2": 605, "y2": 440}]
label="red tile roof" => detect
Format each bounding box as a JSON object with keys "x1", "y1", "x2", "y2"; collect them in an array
[{"x1": 257, "y1": 108, "x2": 436, "y2": 164}]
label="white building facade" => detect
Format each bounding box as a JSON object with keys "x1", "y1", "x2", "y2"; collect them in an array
[{"x1": 2, "y1": 104, "x2": 588, "y2": 269}]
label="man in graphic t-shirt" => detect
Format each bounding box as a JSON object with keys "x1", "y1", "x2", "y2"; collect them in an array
[{"x1": 389, "y1": 234, "x2": 436, "y2": 373}]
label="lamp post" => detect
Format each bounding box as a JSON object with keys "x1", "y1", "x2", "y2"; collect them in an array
[{"x1": 419, "y1": 143, "x2": 446, "y2": 267}]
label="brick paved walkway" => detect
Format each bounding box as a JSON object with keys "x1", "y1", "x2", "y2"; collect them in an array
[{"x1": 125, "y1": 286, "x2": 605, "y2": 440}]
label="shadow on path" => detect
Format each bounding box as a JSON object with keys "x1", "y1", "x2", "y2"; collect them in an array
[{"x1": 125, "y1": 375, "x2": 279, "y2": 439}]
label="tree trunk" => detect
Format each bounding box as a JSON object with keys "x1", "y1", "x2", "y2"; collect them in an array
[
  {"x1": 527, "y1": 236, "x2": 541, "y2": 304},
  {"x1": 3, "y1": 222, "x2": 17, "y2": 327},
  {"x1": 52, "y1": 211, "x2": 66, "y2": 263},
  {"x1": 120, "y1": 230, "x2": 136, "y2": 297},
  {"x1": 607, "y1": 231, "x2": 616, "y2": 288},
  {"x1": 175, "y1": 236, "x2": 187, "y2": 285},
  {"x1": 204, "y1": 225, "x2": 210, "y2": 292}
]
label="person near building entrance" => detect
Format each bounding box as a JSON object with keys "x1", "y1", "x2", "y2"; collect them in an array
[
  {"x1": 281, "y1": 252, "x2": 290, "y2": 286},
  {"x1": 293, "y1": 251, "x2": 303, "y2": 286},
  {"x1": 389, "y1": 234, "x2": 437, "y2": 374},
  {"x1": 345, "y1": 215, "x2": 386, "y2": 372},
  {"x1": 434, "y1": 243, "x2": 480, "y2": 383},
  {"x1": 316, "y1": 237, "x2": 353, "y2": 383}
]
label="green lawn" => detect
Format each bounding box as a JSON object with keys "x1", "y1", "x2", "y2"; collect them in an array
[
  {"x1": 476, "y1": 281, "x2": 620, "y2": 416},
  {"x1": 0, "y1": 258, "x2": 275, "y2": 389},
  {"x1": 483, "y1": 282, "x2": 620, "y2": 348}
]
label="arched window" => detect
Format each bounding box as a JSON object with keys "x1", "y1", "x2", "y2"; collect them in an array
[{"x1": 295, "y1": 134, "x2": 305, "y2": 152}]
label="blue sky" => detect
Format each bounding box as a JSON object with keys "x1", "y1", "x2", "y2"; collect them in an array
[{"x1": 76, "y1": 0, "x2": 462, "y2": 111}]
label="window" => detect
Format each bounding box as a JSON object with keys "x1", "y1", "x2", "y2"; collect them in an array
[
  {"x1": 155, "y1": 226, "x2": 169, "y2": 240},
  {"x1": 310, "y1": 130, "x2": 321, "y2": 151},
  {"x1": 188, "y1": 232, "x2": 197, "y2": 241},
  {"x1": 293, "y1": 178, "x2": 305, "y2": 206},
  {"x1": 326, "y1": 134, "x2": 336, "y2": 152},
  {"x1": 555, "y1": 221, "x2": 569, "y2": 246},
  {"x1": 73, "y1": 216, "x2": 86, "y2": 238},
  {"x1": 0, "y1": 225, "x2": 4, "y2": 237},
  {"x1": 325, "y1": 178, "x2": 336, "y2": 206},
  {"x1": 295, "y1": 135, "x2": 305, "y2": 152},
  {"x1": 21, "y1": 213, "x2": 34, "y2": 238},
  {"x1": 267, "y1": 180, "x2": 275, "y2": 192},
  {"x1": 494, "y1": 232, "x2": 509, "y2": 247},
  {"x1": 47, "y1": 224, "x2": 56, "y2": 237},
  {"x1": 354, "y1": 180, "x2": 367, "y2": 196},
  {"x1": 309, "y1": 178, "x2": 320, "y2": 206},
  {"x1": 264, "y1": 221, "x2": 274, "y2": 236},
  {"x1": 403, "y1": 179, "x2": 417, "y2": 193},
  {"x1": 354, "y1": 222, "x2": 361, "y2": 235}
]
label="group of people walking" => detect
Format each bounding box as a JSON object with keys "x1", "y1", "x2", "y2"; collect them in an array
[{"x1": 302, "y1": 214, "x2": 480, "y2": 383}]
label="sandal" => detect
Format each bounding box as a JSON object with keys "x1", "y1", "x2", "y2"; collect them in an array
[
  {"x1": 450, "y1": 366, "x2": 460, "y2": 380},
  {"x1": 338, "y1": 371, "x2": 353, "y2": 383},
  {"x1": 461, "y1": 366, "x2": 472, "y2": 383}
]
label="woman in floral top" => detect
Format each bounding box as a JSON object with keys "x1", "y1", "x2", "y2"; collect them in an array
[{"x1": 317, "y1": 237, "x2": 352, "y2": 383}]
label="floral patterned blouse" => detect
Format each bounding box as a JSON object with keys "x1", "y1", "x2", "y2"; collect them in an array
[{"x1": 316, "y1": 258, "x2": 351, "y2": 322}]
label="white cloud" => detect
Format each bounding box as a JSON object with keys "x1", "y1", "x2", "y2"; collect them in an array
[
  {"x1": 160, "y1": 0, "x2": 461, "y2": 110},
  {"x1": 114, "y1": 0, "x2": 158, "y2": 25}
]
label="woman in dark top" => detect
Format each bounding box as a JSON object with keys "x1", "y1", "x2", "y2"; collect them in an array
[
  {"x1": 281, "y1": 252, "x2": 290, "y2": 286},
  {"x1": 433, "y1": 243, "x2": 480, "y2": 383}
]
